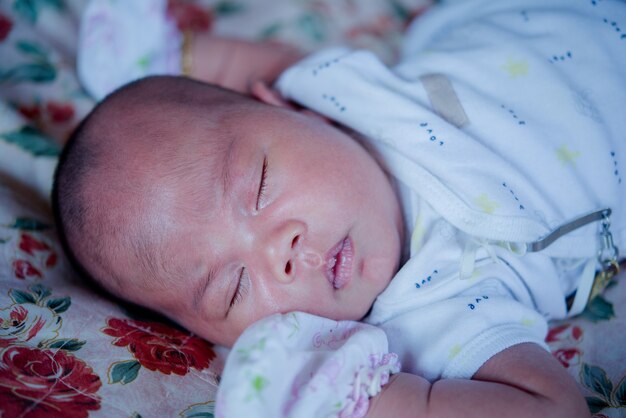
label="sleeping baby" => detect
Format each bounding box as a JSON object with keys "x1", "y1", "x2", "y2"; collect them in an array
[{"x1": 53, "y1": 0, "x2": 626, "y2": 417}]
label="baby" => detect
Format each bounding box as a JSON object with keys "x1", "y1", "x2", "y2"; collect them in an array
[{"x1": 53, "y1": 0, "x2": 626, "y2": 417}]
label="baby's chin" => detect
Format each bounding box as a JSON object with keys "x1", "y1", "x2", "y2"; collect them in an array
[{"x1": 330, "y1": 286, "x2": 385, "y2": 323}]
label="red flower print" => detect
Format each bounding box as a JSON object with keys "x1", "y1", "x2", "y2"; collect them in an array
[
  {"x1": 552, "y1": 347, "x2": 581, "y2": 368},
  {"x1": 46, "y1": 253, "x2": 58, "y2": 268},
  {"x1": 103, "y1": 317, "x2": 216, "y2": 376},
  {"x1": 0, "y1": 346, "x2": 101, "y2": 418},
  {"x1": 0, "y1": 13, "x2": 12, "y2": 42},
  {"x1": 167, "y1": 0, "x2": 213, "y2": 32},
  {"x1": 46, "y1": 101, "x2": 75, "y2": 123},
  {"x1": 19, "y1": 233, "x2": 51, "y2": 255},
  {"x1": 12, "y1": 259, "x2": 42, "y2": 279},
  {"x1": 14, "y1": 233, "x2": 58, "y2": 278},
  {"x1": 546, "y1": 323, "x2": 583, "y2": 344},
  {"x1": 0, "y1": 303, "x2": 61, "y2": 347},
  {"x1": 18, "y1": 103, "x2": 41, "y2": 120}
]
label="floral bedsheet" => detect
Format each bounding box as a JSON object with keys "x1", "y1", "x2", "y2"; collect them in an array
[{"x1": 0, "y1": 0, "x2": 624, "y2": 417}]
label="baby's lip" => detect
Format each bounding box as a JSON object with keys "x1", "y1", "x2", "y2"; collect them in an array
[{"x1": 324, "y1": 236, "x2": 354, "y2": 290}]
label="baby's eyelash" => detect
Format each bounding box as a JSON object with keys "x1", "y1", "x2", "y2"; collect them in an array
[
  {"x1": 229, "y1": 268, "x2": 249, "y2": 308},
  {"x1": 256, "y1": 156, "x2": 268, "y2": 210}
]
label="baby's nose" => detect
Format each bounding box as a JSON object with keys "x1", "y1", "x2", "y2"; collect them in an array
[{"x1": 267, "y1": 220, "x2": 306, "y2": 283}]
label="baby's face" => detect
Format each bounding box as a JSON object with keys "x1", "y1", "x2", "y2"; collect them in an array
[{"x1": 146, "y1": 105, "x2": 403, "y2": 346}]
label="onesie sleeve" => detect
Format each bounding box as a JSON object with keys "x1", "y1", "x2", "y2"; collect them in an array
[
  {"x1": 77, "y1": 0, "x2": 182, "y2": 100},
  {"x1": 215, "y1": 312, "x2": 400, "y2": 418}
]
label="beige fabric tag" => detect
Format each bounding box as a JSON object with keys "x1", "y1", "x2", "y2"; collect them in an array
[{"x1": 420, "y1": 73, "x2": 469, "y2": 128}]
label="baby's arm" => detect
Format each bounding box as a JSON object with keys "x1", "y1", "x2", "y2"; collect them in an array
[
  {"x1": 366, "y1": 343, "x2": 589, "y2": 418},
  {"x1": 188, "y1": 34, "x2": 303, "y2": 94}
]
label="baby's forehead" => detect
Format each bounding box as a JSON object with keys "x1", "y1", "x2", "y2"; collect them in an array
[
  {"x1": 87, "y1": 101, "x2": 237, "y2": 233},
  {"x1": 95, "y1": 93, "x2": 295, "y2": 235}
]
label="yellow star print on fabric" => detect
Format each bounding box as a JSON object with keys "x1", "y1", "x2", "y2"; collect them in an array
[
  {"x1": 520, "y1": 318, "x2": 536, "y2": 327},
  {"x1": 501, "y1": 58, "x2": 529, "y2": 78},
  {"x1": 410, "y1": 215, "x2": 426, "y2": 254},
  {"x1": 449, "y1": 344, "x2": 462, "y2": 360},
  {"x1": 556, "y1": 144, "x2": 581, "y2": 166},
  {"x1": 475, "y1": 194, "x2": 499, "y2": 214},
  {"x1": 469, "y1": 267, "x2": 482, "y2": 282}
]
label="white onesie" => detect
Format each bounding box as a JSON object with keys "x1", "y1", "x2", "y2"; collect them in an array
[{"x1": 216, "y1": 0, "x2": 626, "y2": 416}]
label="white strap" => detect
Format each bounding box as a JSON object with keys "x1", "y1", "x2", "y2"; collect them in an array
[
  {"x1": 460, "y1": 237, "x2": 501, "y2": 279},
  {"x1": 460, "y1": 239, "x2": 478, "y2": 279},
  {"x1": 566, "y1": 258, "x2": 597, "y2": 317}
]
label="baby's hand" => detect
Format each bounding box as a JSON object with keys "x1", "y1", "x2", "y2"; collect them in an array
[
  {"x1": 188, "y1": 34, "x2": 303, "y2": 94},
  {"x1": 366, "y1": 343, "x2": 590, "y2": 418}
]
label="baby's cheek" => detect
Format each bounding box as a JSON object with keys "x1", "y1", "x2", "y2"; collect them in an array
[{"x1": 254, "y1": 280, "x2": 281, "y2": 314}]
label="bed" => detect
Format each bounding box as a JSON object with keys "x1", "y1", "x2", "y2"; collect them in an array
[{"x1": 0, "y1": 1, "x2": 624, "y2": 417}]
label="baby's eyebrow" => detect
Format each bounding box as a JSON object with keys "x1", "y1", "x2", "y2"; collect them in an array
[{"x1": 220, "y1": 135, "x2": 238, "y2": 198}]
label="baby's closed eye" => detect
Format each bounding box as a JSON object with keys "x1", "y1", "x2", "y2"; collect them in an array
[
  {"x1": 229, "y1": 267, "x2": 250, "y2": 311},
  {"x1": 256, "y1": 156, "x2": 269, "y2": 211}
]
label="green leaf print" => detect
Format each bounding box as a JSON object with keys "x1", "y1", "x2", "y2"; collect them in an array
[
  {"x1": 15, "y1": 40, "x2": 48, "y2": 60},
  {"x1": 0, "y1": 62, "x2": 56, "y2": 84},
  {"x1": 297, "y1": 14, "x2": 325, "y2": 43},
  {"x1": 585, "y1": 396, "x2": 609, "y2": 414},
  {"x1": 6, "y1": 217, "x2": 51, "y2": 231},
  {"x1": 581, "y1": 363, "x2": 614, "y2": 401},
  {"x1": 580, "y1": 364, "x2": 626, "y2": 413},
  {"x1": 180, "y1": 402, "x2": 215, "y2": 418},
  {"x1": 46, "y1": 296, "x2": 71, "y2": 314},
  {"x1": 13, "y1": 0, "x2": 64, "y2": 23},
  {"x1": 614, "y1": 377, "x2": 626, "y2": 405},
  {"x1": 259, "y1": 22, "x2": 283, "y2": 40},
  {"x1": 13, "y1": 0, "x2": 37, "y2": 23},
  {"x1": 1, "y1": 126, "x2": 61, "y2": 156},
  {"x1": 214, "y1": 1, "x2": 244, "y2": 16},
  {"x1": 390, "y1": 0, "x2": 411, "y2": 21},
  {"x1": 184, "y1": 411, "x2": 214, "y2": 418},
  {"x1": 11, "y1": 289, "x2": 37, "y2": 304},
  {"x1": 0, "y1": 37, "x2": 56, "y2": 84},
  {"x1": 47, "y1": 338, "x2": 86, "y2": 351},
  {"x1": 252, "y1": 375, "x2": 268, "y2": 392},
  {"x1": 40, "y1": 0, "x2": 63, "y2": 10},
  {"x1": 244, "y1": 374, "x2": 268, "y2": 402},
  {"x1": 109, "y1": 360, "x2": 141, "y2": 385},
  {"x1": 580, "y1": 295, "x2": 615, "y2": 322},
  {"x1": 136, "y1": 54, "x2": 151, "y2": 71},
  {"x1": 31, "y1": 283, "x2": 51, "y2": 300},
  {"x1": 236, "y1": 337, "x2": 267, "y2": 362}
]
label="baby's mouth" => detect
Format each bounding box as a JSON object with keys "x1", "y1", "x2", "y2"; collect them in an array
[{"x1": 325, "y1": 236, "x2": 354, "y2": 289}]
